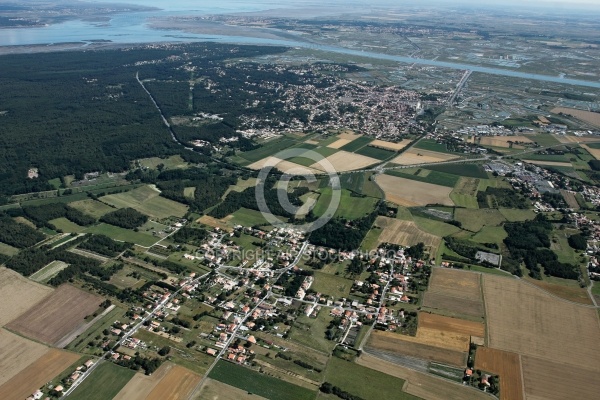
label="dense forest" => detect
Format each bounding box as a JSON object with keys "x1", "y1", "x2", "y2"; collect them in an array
[
  {"x1": 503, "y1": 215, "x2": 579, "y2": 279},
  {"x1": 78, "y1": 234, "x2": 133, "y2": 257},
  {"x1": 100, "y1": 208, "x2": 148, "y2": 229},
  {"x1": 0, "y1": 43, "x2": 286, "y2": 197},
  {"x1": 0, "y1": 215, "x2": 45, "y2": 248}
]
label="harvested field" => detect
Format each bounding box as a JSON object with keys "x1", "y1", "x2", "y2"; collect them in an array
[
  {"x1": 525, "y1": 277, "x2": 592, "y2": 305},
  {"x1": 580, "y1": 143, "x2": 600, "y2": 160},
  {"x1": 551, "y1": 107, "x2": 600, "y2": 127},
  {"x1": 305, "y1": 139, "x2": 319, "y2": 145},
  {"x1": 337, "y1": 131, "x2": 362, "y2": 140},
  {"x1": 7, "y1": 284, "x2": 103, "y2": 346},
  {"x1": 0, "y1": 267, "x2": 53, "y2": 327},
  {"x1": 480, "y1": 136, "x2": 533, "y2": 148},
  {"x1": 521, "y1": 355, "x2": 597, "y2": 400},
  {"x1": 390, "y1": 148, "x2": 459, "y2": 165},
  {"x1": 370, "y1": 139, "x2": 412, "y2": 151},
  {"x1": 367, "y1": 330, "x2": 466, "y2": 367},
  {"x1": 376, "y1": 216, "x2": 441, "y2": 253},
  {"x1": 408, "y1": 326, "x2": 469, "y2": 352},
  {"x1": 310, "y1": 150, "x2": 379, "y2": 172},
  {"x1": 419, "y1": 313, "x2": 485, "y2": 337},
  {"x1": 194, "y1": 378, "x2": 267, "y2": 400},
  {"x1": 0, "y1": 329, "x2": 48, "y2": 387},
  {"x1": 482, "y1": 274, "x2": 600, "y2": 369},
  {"x1": 522, "y1": 159, "x2": 572, "y2": 167},
  {"x1": 422, "y1": 292, "x2": 485, "y2": 318},
  {"x1": 475, "y1": 347, "x2": 524, "y2": 400},
  {"x1": 146, "y1": 364, "x2": 201, "y2": 400},
  {"x1": 377, "y1": 174, "x2": 454, "y2": 206},
  {"x1": 0, "y1": 349, "x2": 79, "y2": 400},
  {"x1": 247, "y1": 156, "x2": 322, "y2": 175},
  {"x1": 197, "y1": 215, "x2": 233, "y2": 232},
  {"x1": 428, "y1": 267, "x2": 482, "y2": 302},
  {"x1": 69, "y1": 199, "x2": 115, "y2": 218},
  {"x1": 115, "y1": 363, "x2": 200, "y2": 400},
  {"x1": 327, "y1": 138, "x2": 352, "y2": 149},
  {"x1": 358, "y1": 353, "x2": 489, "y2": 400},
  {"x1": 554, "y1": 134, "x2": 600, "y2": 144},
  {"x1": 560, "y1": 190, "x2": 580, "y2": 209}
]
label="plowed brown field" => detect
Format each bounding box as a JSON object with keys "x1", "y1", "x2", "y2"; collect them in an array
[
  {"x1": 475, "y1": 347, "x2": 524, "y2": 400},
  {"x1": 7, "y1": 284, "x2": 103, "y2": 345}
]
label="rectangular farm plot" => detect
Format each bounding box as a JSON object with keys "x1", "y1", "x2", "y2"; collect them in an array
[
  {"x1": 422, "y1": 292, "x2": 485, "y2": 318},
  {"x1": 7, "y1": 284, "x2": 103, "y2": 346},
  {"x1": 68, "y1": 362, "x2": 135, "y2": 400},
  {"x1": 391, "y1": 148, "x2": 459, "y2": 165},
  {"x1": 29, "y1": 260, "x2": 70, "y2": 283},
  {"x1": 551, "y1": 107, "x2": 600, "y2": 128},
  {"x1": 482, "y1": 274, "x2": 600, "y2": 370},
  {"x1": 68, "y1": 199, "x2": 115, "y2": 219},
  {"x1": 521, "y1": 355, "x2": 598, "y2": 400},
  {"x1": 419, "y1": 313, "x2": 485, "y2": 338},
  {"x1": 428, "y1": 267, "x2": 482, "y2": 301},
  {"x1": 367, "y1": 330, "x2": 467, "y2": 367},
  {"x1": 247, "y1": 156, "x2": 322, "y2": 175},
  {"x1": 479, "y1": 136, "x2": 533, "y2": 148},
  {"x1": 100, "y1": 185, "x2": 188, "y2": 219},
  {"x1": 0, "y1": 267, "x2": 53, "y2": 327},
  {"x1": 194, "y1": 378, "x2": 267, "y2": 400},
  {"x1": 375, "y1": 216, "x2": 441, "y2": 255},
  {"x1": 327, "y1": 138, "x2": 352, "y2": 149},
  {"x1": 0, "y1": 329, "x2": 48, "y2": 387},
  {"x1": 370, "y1": 139, "x2": 412, "y2": 151},
  {"x1": 146, "y1": 364, "x2": 202, "y2": 400},
  {"x1": 310, "y1": 150, "x2": 380, "y2": 172},
  {"x1": 376, "y1": 174, "x2": 454, "y2": 206},
  {"x1": 0, "y1": 349, "x2": 79, "y2": 400},
  {"x1": 475, "y1": 347, "x2": 524, "y2": 400},
  {"x1": 114, "y1": 363, "x2": 181, "y2": 400}
]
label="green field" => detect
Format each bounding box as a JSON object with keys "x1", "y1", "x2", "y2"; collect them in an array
[
  {"x1": 101, "y1": 185, "x2": 188, "y2": 219},
  {"x1": 360, "y1": 226, "x2": 382, "y2": 251},
  {"x1": 288, "y1": 146, "x2": 339, "y2": 167},
  {"x1": 385, "y1": 169, "x2": 459, "y2": 188},
  {"x1": 312, "y1": 188, "x2": 378, "y2": 220},
  {"x1": 339, "y1": 172, "x2": 383, "y2": 199},
  {"x1": 340, "y1": 136, "x2": 374, "y2": 152},
  {"x1": 414, "y1": 139, "x2": 450, "y2": 153},
  {"x1": 454, "y1": 209, "x2": 506, "y2": 232},
  {"x1": 138, "y1": 155, "x2": 188, "y2": 170},
  {"x1": 0, "y1": 241, "x2": 19, "y2": 256},
  {"x1": 84, "y1": 223, "x2": 158, "y2": 247},
  {"x1": 312, "y1": 271, "x2": 353, "y2": 298},
  {"x1": 498, "y1": 208, "x2": 536, "y2": 222},
  {"x1": 427, "y1": 163, "x2": 488, "y2": 179},
  {"x1": 68, "y1": 199, "x2": 116, "y2": 218},
  {"x1": 323, "y1": 357, "x2": 420, "y2": 400},
  {"x1": 50, "y1": 217, "x2": 86, "y2": 233},
  {"x1": 471, "y1": 226, "x2": 508, "y2": 244},
  {"x1": 237, "y1": 137, "x2": 299, "y2": 163},
  {"x1": 530, "y1": 134, "x2": 561, "y2": 147},
  {"x1": 355, "y1": 145, "x2": 396, "y2": 160},
  {"x1": 68, "y1": 362, "x2": 135, "y2": 400},
  {"x1": 518, "y1": 153, "x2": 571, "y2": 162},
  {"x1": 208, "y1": 360, "x2": 316, "y2": 400},
  {"x1": 412, "y1": 215, "x2": 462, "y2": 237},
  {"x1": 290, "y1": 309, "x2": 337, "y2": 353},
  {"x1": 229, "y1": 207, "x2": 282, "y2": 228}
]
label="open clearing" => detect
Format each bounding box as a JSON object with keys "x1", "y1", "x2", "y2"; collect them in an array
[
  {"x1": 0, "y1": 267, "x2": 53, "y2": 327},
  {"x1": 310, "y1": 150, "x2": 379, "y2": 172},
  {"x1": 358, "y1": 352, "x2": 489, "y2": 400},
  {"x1": 0, "y1": 329, "x2": 48, "y2": 387},
  {"x1": 480, "y1": 136, "x2": 533, "y2": 148},
  {"x1": 194, "y1": 378, "x2": 267, "y2": 400},
  {"x1": 377, "y1": 174, "x2": 454, "y2": 206},
  {"x1": 146, "y1": 364, "x2": 202, "y2": 400},
  {"x1": 551, "y1": 107, "x2": 600, "y2": 127},
  {"x1": 0, "y1": 242, "x2": 19, "y2": 256},
  {"x1": 475, "y1": 347, "x2": 524, "y2": 400},
  {"x1": 101, "y1": 185, "x2": 188, "y2": 219},
  {"x1": 29, "y1": 260, "x2": 70, "y2": 283},
  {"x1": 198, "y1": 215, "x2": 234, "y2": 232},
  {"x1": 521, "y1": 355, "x2": 597, "y2": 400},
  {"x1": 370, "y1": 139, "x2": 412, "y2": 151},
  {"x1": 367, "y1": 330, "x2": 466, "y2": 367},
  {"x1": 337, "y1": 131, "x2": 362, "y2": 140},
  {"x1": 454, "y1": 208, "x2": 506, "y2": 232},
  {"x1": 7, "y1": 284, "x2": 103, "y2": 345},
  {"x1": 69, "y1": 199, "x2": 115, "y2": 218},
  {"x1": 450, "y1": 177, "x2": 479, "y2": 208},
  {"x1": 423, "y1": 268, "x2": 485, "y2": 318},
  {"x1": 69, "y1": 361, "x2": 135, "y2": 400},
  {"x1": 247, "y1": 156, "x2": 322, "y2": 175},
  {"x1": 522, "y1": 159, "x2": 573, "y2": 167},
  {"x1": 390, "y1": 148, "x2": 459, "y2": 165},
  {"x1": 375, "y1": 216, "x2": 441, "y2": 254},
  {"x1": 0, "y1": 349, "x2": 79, "y2": 400},
  {"x1": 482, "y1": 274, "x2": 600, "y2": 370}
]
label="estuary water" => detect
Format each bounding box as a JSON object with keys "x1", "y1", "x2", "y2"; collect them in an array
[{"x1": 1, "y1": 1, "x2": 600, "y2": 89}]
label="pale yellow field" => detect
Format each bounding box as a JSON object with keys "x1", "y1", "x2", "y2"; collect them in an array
[
  {"x1": 310, "y1": 150, "x2": 379, "y2": 172},
  {"x1": 0, "y1": 329, "x2": 48, "y2": 387},
  {"x1": 480, "y1": 136, "x2": 533, "y2": 148},
  {"x1": 247, "y1": 157, "x2": 322, "y2": 175},
  {"x1": 146, "y1": 364, "x2": 201, "y2": 400},
  {"x1": 551, "y1": 107, "x2": 600, "y2": 127},
  {"x1": 523, "y1": 160, "x2": 573, "y2": 167},
  {"x1": 376, "y1": 174, "x2": 454, "y2": 206},
  {"x1": 580, "y1": 144, "x2": 600, "y2": 160},
  {"x1": 327, "y1": 138, "x2": 352, "y2": 149},
  {"x1": 390, "y1": 148, "x2": 459, "y2": 165},
  {"x1": 305, "y1": 139, "x2": 319, "y2": 145},
  {"x1": 0, "y1": 267, "x2": 53, "y2": 327},
  {"x1": 337, "y1": 131, "x2": 362, "y2": 140},
  {"x1": 114, "y1": 362, "x2": 175, "y2": 400},
  {"x1": 370, "y1": 139, "x2": 412, "y2": 151},
  {"x1": 375, "y1": 216, "x2": 441, "y2": 254},
  {"x1": 197, "y1": 215, "x2": 233, "y2": 232},
  {"x1": 555, "y1": 134, "x2": 600, "y2": 144},
  {"x1": 358, "y1": 353, "x2": 489, "y2": 400},
  {"x1": 482, "y1": 274, "x2": 600, "y2": 370}
]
